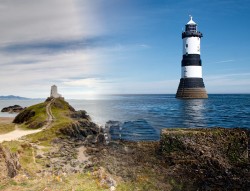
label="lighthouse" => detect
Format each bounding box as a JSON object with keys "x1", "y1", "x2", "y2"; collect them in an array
[{"x1": 176, "y1": 16, "x2": 208, "y2": 99}]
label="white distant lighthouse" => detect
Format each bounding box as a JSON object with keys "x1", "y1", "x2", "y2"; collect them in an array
[
  {"x1": 176, "y1": 16, "x2": 208, "y2": 99},
  {"x1": 50, "y1": 85, "x2": 62, "y2": 98}
]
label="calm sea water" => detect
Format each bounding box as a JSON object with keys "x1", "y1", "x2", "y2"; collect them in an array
[{"x1": 1, "y1": 94, "x2": 249, "y2": 140}]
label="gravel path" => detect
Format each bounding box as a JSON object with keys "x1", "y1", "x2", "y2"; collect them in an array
[{"x1": 0, "y1": 100, "x2": 54, "y2": 143}]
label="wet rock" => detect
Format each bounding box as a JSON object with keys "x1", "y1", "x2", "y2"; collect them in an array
[{"x1": 1, "y1": 105, "x2": 24, "y2": 113}]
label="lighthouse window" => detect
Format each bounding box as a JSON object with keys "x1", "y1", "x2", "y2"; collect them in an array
[
  {"x1": 186, "y1": 44, "x2": 188, "y2": 48},
  {"x1": 186, "y1": 25, "x2": 197, "y2": 32}
]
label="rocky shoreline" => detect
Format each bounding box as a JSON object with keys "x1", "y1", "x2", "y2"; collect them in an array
[
  {"x1": 1, "y1": 105, "x2": 25, "y2": 113},
  {"x1": 0, "y1": 98, "x2": 249, "y2": 190}
]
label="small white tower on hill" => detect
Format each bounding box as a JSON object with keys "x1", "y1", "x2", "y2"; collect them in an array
[{"x1": 50, "y1": 85, "x2": 62, "y2": 98}]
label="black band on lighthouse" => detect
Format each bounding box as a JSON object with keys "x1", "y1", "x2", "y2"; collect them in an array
[
  {"x1": 182, "y1": 54, "x2": 202, "y2": 66},
  {"x1": 177, "y1": 78, "x2": 205, "y2": 89}
]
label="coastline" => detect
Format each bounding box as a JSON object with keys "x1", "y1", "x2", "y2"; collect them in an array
[
  {"x1": 0, "y1": 117, "x2": 45, "y2": 142},
  {"x1": 0, "y1": 98, "x2": 249, "y2": 190},
  {"x1": 0, "y1": 117, "x2": 15, "y2": 136},
  {"x1": 0, "y1": 117, "x2": 14, "y2": 123}
]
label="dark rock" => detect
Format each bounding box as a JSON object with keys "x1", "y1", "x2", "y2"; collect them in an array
[
  {"x1": 96, "y1": 133, "x2": 105, "y2": 145},
  {"x1": 85, "y1": 135, "x2": 96, "y2": 144},
  {"x1": 59, "y1": 118, "x2": 101, "y2": 142},
  {"x1": 160, "y1": 128, "x2": 249, "y2": 190},
  {"x1": 71, "y1": 110, "x2": 90, "y2": 120},
  {"x1": 13, "y1": 108, "x2": 35, "y2": 124},
  {"x1": 1, "y1": 105, "x2": 24, "y2": 113},
  {"x1": 0, "y1": 145, "x2": 21, "y2": 178},
  {"x1": 35, "y1": 154, "x2": 43, "y2": 159}
]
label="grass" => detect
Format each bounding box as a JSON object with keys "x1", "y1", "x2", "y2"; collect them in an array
[
  {"x1": 1, "y1": 141, "x2": 42, "y2": 176},
  {"x1": 0, "y1": 172, "x2": 109, "y2": 191},
  {"x1": 18, "y1": 102, "x2": 47, "y2": 130},
  {"x1": 2, "y1": 98, "x2": 167, "y2": 190},
  {"x1": 26, "y1": 99, "x2": 74, "y2": 146},
  {"x1": 0, "y1": 123, "x2": 15, "y2": 135}
]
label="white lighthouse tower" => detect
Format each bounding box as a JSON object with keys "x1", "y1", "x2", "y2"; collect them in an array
[
  {"x1": 176, "y1": 16, "x2": 208, "y2": 99},
  {"x1": 50, "y1": 85, "x2": 62, "y2": 98}
]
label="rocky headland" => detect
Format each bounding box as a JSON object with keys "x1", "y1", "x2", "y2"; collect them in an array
[
  {"x1": 1, "y1": 105, "x2": 25, "y2": 113},
  {"x1": 0, "y1": 98, "x2": 249, "y2": 190}
]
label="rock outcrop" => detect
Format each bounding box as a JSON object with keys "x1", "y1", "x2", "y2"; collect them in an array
[
  {"x1": 0, "y1": 144, "x2": 21, "y2": 178},
  {"x1": 59, "y1": 110, "x2": 105, "y2": 145},
  {"x1": 13, "y1": 108, "x2": 35, "y2": 124},
  {"x1": 1, "y1": 105, "x2": 24, "y2": 113},
  {"x1": 160, "y1": 128, "x2": 249, "y2": 190}
]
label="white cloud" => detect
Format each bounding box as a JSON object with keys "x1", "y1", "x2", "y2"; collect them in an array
[
  {"x1": 0, "y1": 49, "x2": 108, "y2": 97},
  {"x1": 0, "y1": 0, "x2": 103, "y2": 45},
  {"x1": 0, "y1": 0, "x2": 111, "y2": 98},
  {"x1": 63, "y1": 78, "x2": 107, "y2": 88}
]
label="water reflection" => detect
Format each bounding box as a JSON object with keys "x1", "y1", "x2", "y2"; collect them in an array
[{"x1": 180, "y1": 99, "x2": 207, "y2": 127}]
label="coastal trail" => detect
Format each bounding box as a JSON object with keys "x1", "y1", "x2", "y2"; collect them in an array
[
  {"x1": 0, "y1": 99, "x2": 55, "y2": 143},
  {"x1": 43, "y1": 98, "x2": 55, "y2": 129}
]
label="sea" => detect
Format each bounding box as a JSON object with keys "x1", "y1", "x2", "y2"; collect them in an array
[{"x1": 1, "y1": 94, "x2": 249, "y2": 141}]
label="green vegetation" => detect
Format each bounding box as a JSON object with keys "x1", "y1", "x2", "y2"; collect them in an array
[
  {"x1": 16, "y1": 102, "x2": 47, "y2": 130},
  {"x1": 2, "y1": 141, "x2": 41, "y2": 176},
  {"x1": 25, "y1": 98, "x2": 74, "y2": 146},
  {"x1": 0, "y1": 172, "x2": 109, "y2": 191},
  {"x1": 0, "y1": 123, "x2": 15, "y2": 134},
  {"x1": 1, "y1": 99, "x2": 247, "y2": 190}
]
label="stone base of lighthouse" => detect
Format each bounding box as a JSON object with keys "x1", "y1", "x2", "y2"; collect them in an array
[{"x1": 176, "y1": 78, "x2": 208, "y2": 99}]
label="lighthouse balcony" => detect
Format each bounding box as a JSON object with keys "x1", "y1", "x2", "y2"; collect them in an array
[{"x1": 182, "y1": 31, "x2": 203, "y2": 39}]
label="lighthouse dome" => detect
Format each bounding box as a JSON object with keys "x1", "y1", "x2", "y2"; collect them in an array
[{"x1": 187, "y1": 15, "x2": 196, "y2": 25}]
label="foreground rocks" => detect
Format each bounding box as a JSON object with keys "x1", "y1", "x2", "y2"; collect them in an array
[
  {"x1": 87, "y1": 128, "x2": 249, "y2": 190},
  {"x1": 1, "y1": 105, "x2": 24, "y2": 113},
  {"x1": 0, "y1": 144, "x2": 21, "y2": 178},
  {"x1": 1, "y1": 98, "x2": 249, "y2": 190},
  {"x1": 160, "y1": 128, "x2": 249, "y2": 190}
]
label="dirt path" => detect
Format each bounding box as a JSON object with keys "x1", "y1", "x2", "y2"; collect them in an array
[
  {"x1": 43, "y1": 99, "x2": 55, "y2": 129},
  {"x1": 0, "y1": 100, "x2": 55, "y2": 143}
]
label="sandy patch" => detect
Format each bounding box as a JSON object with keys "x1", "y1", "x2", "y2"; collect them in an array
[
  {"x1": 0, "y1": 117, "x2": 14, "y2": 124},
  {"x1": 0, "y1": 127, "x2": 43, "y2": 143}
]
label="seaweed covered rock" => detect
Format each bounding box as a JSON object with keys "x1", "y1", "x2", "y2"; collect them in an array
[
  {"x1": 1, "y1": 105, "x2": 24, "y2": 113},
  {"x1": 160, "y1": 128, "x2": 249, "y2": 190},
  {"x1": 13, "y1": 109, "x2": 35, "y2": 124}
]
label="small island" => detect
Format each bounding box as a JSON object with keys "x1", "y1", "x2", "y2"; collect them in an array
[
  {"x1": 1, "y1": 105, "x2": 25, "y2": 113},
  {"x1": 0, "y1": 94, "x2": 249, "y2": 190}
]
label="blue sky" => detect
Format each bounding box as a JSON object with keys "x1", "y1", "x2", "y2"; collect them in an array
[{"x1": 0, "y1": 0, "x2": 250, "y2": 98}]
